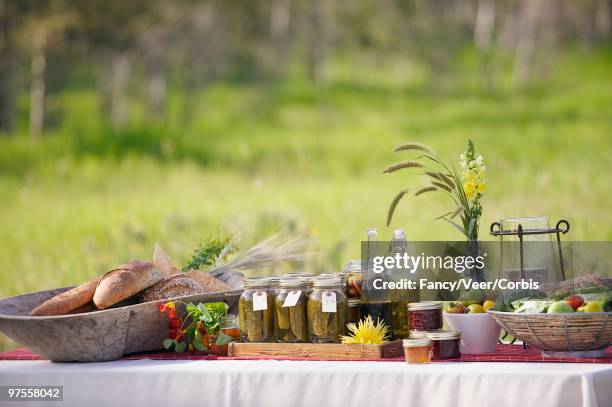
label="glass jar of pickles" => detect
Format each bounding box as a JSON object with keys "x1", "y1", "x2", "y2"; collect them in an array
[
  {"x1": 307, "y1": 277, "x2": 348, "y2": 343},
  {"x1": 274, "y1": 278, "x2": 309, "y2": 343},
  {"x1": 407, "y1": 301, "x2": 443, "y2": 331},
  {"x1": 239, "y1": 277, "x2": 274, "y2": 342}
]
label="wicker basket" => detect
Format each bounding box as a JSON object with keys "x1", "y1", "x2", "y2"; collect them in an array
[{"x1": 488, "y1": 310, "x2": 611, "y2": 357}]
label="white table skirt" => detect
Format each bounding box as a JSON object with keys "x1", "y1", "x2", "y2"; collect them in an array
[{"x1": 1, "y1": 359, "x2": 611, "y2": 407}]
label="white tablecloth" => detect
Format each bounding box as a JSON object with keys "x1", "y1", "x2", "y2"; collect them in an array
[{"x1": 1, "y1": 359, "x2": 611, "y2": 407}]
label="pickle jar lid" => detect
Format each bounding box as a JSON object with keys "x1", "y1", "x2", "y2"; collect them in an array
[
  {"x1": 244, "y1": 276, "x2": 271, "y2": 288},
  {"x1": 279, "y1": 277, "x2": 308, "y2": 288},
  {"x1": 403, "y1": 338, "x2": 432, "y2": 347},
  {"x1": 426, "y1": 330, "x2": 461, "y2": 340},
  {"x1": 282, "y1": 272, "x2": 313, "y2": 278},
  {"x1": 407, "y1": 301, "x2": 443, "y2": 311},
  {"x1": 312, "y1": 276, "x2": 342, "y2": 288},
  {"x1": 335, "y1": 272, "x2": 348, "y2": 285}
]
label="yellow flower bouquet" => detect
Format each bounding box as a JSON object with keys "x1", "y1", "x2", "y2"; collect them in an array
[{"x1": 384, "y1": 139, "x2": 486, "y2": 241}]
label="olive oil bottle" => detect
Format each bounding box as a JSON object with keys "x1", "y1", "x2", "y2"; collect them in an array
[{"x1": 361, "y1": 227, "x2": 395, "y2": 338}]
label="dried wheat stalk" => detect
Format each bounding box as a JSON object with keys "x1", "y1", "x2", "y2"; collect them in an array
[
  {"x1": 386, "y1": 188, "x2": 410, "y2": 226},
  {"x1": 392, "y1": 143, "x2": 432, "y2": 154},
  {"x1": 414, "y1": 186, "x2": 437, "y2": 196},
  {"x1": 383, "y1": 161, "x2": 424, "y2": 174},
  {"x1": 209, "y1": 235, "x2": 310, "y2": 288}
]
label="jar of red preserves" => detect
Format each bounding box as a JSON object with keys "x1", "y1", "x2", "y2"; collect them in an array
[
  {"x1": 407, "y1": 302, "x2": 443, "y2": 331},
  {"x1": 427, "y1": 331, "x2": 461, "y2": 360}
]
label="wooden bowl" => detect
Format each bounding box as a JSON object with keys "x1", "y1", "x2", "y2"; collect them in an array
[
  {"x1": 488, "y1": 310, "x2": 612, "y2": 357},
  {"x1": 0, "y1": 287, "x2": 241, "y2": 362}
]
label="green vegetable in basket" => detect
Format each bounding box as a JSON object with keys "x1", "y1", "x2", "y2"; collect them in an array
[
  {"x1": 547, "y1": 301, "x2": 574, "y2": 313},
  {"x1": 497, "y1": 289, "x2": 547, "y2": 312},
  {"x1": 513, "y1": 300, "x2": 551, "y2": 314}
]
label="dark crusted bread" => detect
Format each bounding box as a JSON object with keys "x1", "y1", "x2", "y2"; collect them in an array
[{"x1": 140, "y1": 276, "x2": 204, "y2": 303}]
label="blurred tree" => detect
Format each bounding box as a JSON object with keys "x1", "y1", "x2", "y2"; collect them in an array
[
  {"x1": 270, "y1": 0, "x2": 292, "y2": 74},
  {"x1": 513, "y1": 0, "x2": 545, "y2": 86},
  {"x1": 301, "y1": 0, "x2": 334, "y2": 84},
  {"x1": 0, "y1": 0, "x2": 16, "y2": 134},
  {"x1": 474, "y1": 0, "x2": 496, "y2": 49},
  {"x1": 15, "y1": 0, "x2": 75, "y2": 139},
  {"x1": 72, "y1": 0, "x2": 164, "y2": 130},
  {"x1": 595, "y1": 0, "x2": 611, "y2": 38}
]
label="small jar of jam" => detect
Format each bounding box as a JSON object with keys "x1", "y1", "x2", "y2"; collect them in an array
[
  {"x1": 427, "y1": 331, "x2": 461, "y2": 360},
  {"x1": 408, "y1": 302, "x2": 443, "y2": 331},
  {"x1": 403, "y1": 338, "x2": 432, "y2": 364}
]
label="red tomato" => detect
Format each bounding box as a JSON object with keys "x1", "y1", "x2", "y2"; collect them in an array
[{"x1": 565, "y1": 295, "x2": 584, "y2": 310}]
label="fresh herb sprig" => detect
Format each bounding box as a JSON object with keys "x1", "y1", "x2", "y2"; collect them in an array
[{"x1": 182, "y1": 236, "x2": 237, "y2": 272}]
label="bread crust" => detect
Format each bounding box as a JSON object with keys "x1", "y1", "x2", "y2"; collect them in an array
[
  {"x1": 93, "y1": 261, "x2": 164, "y2": 309},
  {"x1": 140, "y1": 276, "x2": 204, "y2": 302},
  {"x1": 183, "y1": 270, "x2": 231, "y2": 292},
  {"x1": 30, "y1": 277, "x2": 101, "y2": 316}
]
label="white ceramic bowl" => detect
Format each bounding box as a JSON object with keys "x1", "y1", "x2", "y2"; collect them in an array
[{"x1": 443, "y1": 312, "x2": 501, "y2": 354}]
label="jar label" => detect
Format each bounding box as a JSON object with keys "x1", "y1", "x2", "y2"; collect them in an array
[
  {"x1": 322, "y1": 291, "x2": 337, "y2": 313},
  {"x1": 282, "y1": 290, "x2": 302, "y2": 307},
  {"x1": 253, "y1": 291, "x2": 268, "y2": 311}
]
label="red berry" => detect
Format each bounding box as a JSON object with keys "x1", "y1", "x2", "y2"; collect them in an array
[
  {"x1": 168, "y1": 309, "x2": 177, "y2": 319},
  {"x1": 169, "y1": 319, "x2": 181, "y2": 329}
]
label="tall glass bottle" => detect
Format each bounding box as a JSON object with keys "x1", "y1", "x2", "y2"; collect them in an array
[
  {"x1": 361, "y1": 228, "x2": 394, "y2": 336},
  {"x1": 389, "y1": 229, "x2": 417, "y2": 339}
]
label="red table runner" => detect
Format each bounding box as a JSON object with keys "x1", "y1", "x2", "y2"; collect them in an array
[{"x1": 1, "y1": 344, "x2": 611, "y2": 363}]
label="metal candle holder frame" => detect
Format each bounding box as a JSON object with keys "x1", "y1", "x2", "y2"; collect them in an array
[{"x1": 489, "y1": 219, "x2": 571, "y2": 281}]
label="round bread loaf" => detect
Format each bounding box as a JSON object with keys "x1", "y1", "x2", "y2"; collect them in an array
[{"x1": 140, "y1": 276, "x2": 204, "y2": 303}]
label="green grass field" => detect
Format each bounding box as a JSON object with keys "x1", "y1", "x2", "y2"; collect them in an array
[{"x1": 0, "y1": 48, "x2": 610, "y2": 350}]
